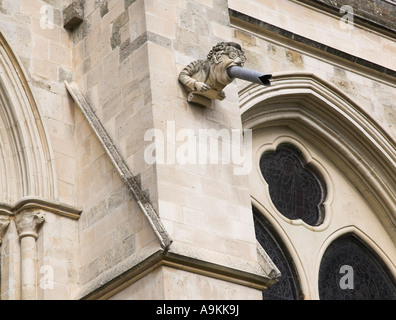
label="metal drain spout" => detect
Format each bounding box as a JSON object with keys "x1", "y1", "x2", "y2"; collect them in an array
[{"x1": 227, "y1": 66, "x2": 272, "y2": 86}]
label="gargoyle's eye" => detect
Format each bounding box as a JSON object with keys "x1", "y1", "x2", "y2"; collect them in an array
[{"x1": 229, "y1": 51, "x2": 238, "y2": 59}]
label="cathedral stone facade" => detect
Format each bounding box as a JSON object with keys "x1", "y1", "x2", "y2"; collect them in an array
[{"x1": 0, "y1": 0, "x2": 395, "y2": 300}]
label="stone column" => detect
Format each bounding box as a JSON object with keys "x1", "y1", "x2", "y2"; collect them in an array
[
  {"x1": 15, "y1": 210, "x2": 45, "y2": 300},
  {"x1": 0, "y1": 216, "x2": 10, "y2": 299},
  {"x1": 0, "y1": 217, "x2": 10, "y2": 244}
]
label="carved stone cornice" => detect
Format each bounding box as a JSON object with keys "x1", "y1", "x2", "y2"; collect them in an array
[
  {"x1": 15, "y1": 210, "x2": 45, "y2": 240},
  {"x1": 0, "y1": 197, "x2": 81, "y2": 241},
  {"x1": 12, "y1": 197, "x2": 81, "y2": 220}
]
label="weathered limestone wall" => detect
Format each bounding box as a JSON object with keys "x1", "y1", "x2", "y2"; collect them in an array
[
  {"x1": 0, "y1": 0, "x2": 392, "y2": 300},
  {"x1": 0, "y1": 0, "x2": 80, "y2": 299},
  {"x1": 69, "y1": 0, "x2": 163, "y2": 297},
  {"x1": 229, "y1": 0, "x2": 396, "y2": 70},
  {"x1": 297, "y1": 0, "x2": 396, "y2": 32},
  {"x1": 72, "y1": 0, "x2": 157, "y2": 203},
  {"x1": 74, "y1": 106, "x2": 160, "y2": 297},
  {"x1": 0, "y1": 0, "x2": 75, "y2": 205},
  {"x1": 0, "y1": 221, "x2": 19, "y2": 300},
  {"x1": 0, "y1": 0, "x2": 268, "y2": 300},
  {"x1": 71, "y1": 0, "x2": 272, "y2": 298},
  {"x1": 229, "y1": 0, "x2": 396, "y2": 140},
  {"x1": 109, "y1": 266, "x2": 262, "y2": 300},
  {"x1": 0, "y1": 0, "x2": 161, "y2": 299},
  {"x1": 147, "y1": 0, "x2": 263, "y2": 279},
  {"x1": 37, "y1": 212, "x2": 79, "y2": 299}
]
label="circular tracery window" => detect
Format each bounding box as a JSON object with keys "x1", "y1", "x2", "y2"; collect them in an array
[{"x1": 259, "y1": 144, "x2": 327, "y2": 226}]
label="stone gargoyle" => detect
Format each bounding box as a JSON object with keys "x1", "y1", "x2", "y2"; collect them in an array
[{"x1": 178, "y1": 42, "x2": 247, "y2": 107}]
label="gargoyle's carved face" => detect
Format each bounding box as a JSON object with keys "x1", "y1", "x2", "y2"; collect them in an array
[
  {"x1": 224, "y1": 47, "x2": 246, "y2": 68},
  {"x1": 210, "y1": 46, "x2": 246, "y2": 87}
]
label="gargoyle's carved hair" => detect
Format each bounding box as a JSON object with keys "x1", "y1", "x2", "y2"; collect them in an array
[{"x1": 207, "y1": 42, "x2": 244, "y2": 63}]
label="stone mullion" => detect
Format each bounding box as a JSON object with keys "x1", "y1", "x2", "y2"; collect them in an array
[
  {"x1": 0, "y1": 217, "x2": 10, "y2": 245},
  {"x1": 0, "y1": 216, "x2": 10, "y2": 299}
]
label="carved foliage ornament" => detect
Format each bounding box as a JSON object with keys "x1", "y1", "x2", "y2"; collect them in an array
[{"x1": 15, "y1": 210, "x2": 45, "y2": 239}]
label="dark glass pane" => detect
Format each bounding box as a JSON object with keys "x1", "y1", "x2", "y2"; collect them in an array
[
  {"x1": 259, "y1": 144, "x2": 326, "y2": 226},
  {"x1": 319, "y1": 235, "x2": 396, "y2": 300},
  {"x1": 253, "y1": 208, "x2": 302, "y2": 300}
]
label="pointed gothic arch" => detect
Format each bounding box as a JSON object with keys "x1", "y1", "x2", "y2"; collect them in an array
[
  {"x1": 318, "y1": 231, "x2": 396, "y2": 300},
  {"x1": 0, "y1": 32, "x2": 56, "y2": 203},
  {"x1": 252, "y1": 205, "x2": 303, "y2": 300},
  {"x1": 240, "y1": 72, "x2": 396, "y2": 244},
  {"x1": 314, "y1": 226, "x2": 396, "y2": 299},
  {"x1": 241, "y1": 72, "x2": 396, "y2": 299}
]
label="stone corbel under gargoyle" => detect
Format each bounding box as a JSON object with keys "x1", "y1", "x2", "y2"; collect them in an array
[{"x1": 178, "y1": 42, "x2": 272, "y2": 108}]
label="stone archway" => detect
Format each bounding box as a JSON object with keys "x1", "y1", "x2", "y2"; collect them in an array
[
  {"x1": 0, "y1": 32, "x2": 80, "y2": 300},
  {"x1": 0, "y1": 32, "x2": 57, "y2": 202},
  {"x1": 241, "y1": 72, "x2": 396, "y2": 299},
  {"x1": 319, "y1": 233, "x2": 396, "y2": 300},
  {"x1": 240, "y1": 72, "x2": 396, "y2": 245}
]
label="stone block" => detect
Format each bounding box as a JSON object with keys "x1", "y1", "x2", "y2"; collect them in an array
[{"x1": 63, "y1": 1, "x2": 84, "y2": 31}]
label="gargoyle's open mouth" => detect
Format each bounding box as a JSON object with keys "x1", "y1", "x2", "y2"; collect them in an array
[
  {"x1": 227, "y1": 66, "x2": 272, "y2": 86},
  {"x1": 228, "y1": 61, "x2": 244, "y2": 68}
]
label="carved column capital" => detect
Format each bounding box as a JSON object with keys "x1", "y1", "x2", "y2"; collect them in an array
[
  {"x1": 0, "y1": 216, "x2": 10, "y2": 244},
  {"x1": 15, "y1": 210, "x2": 45, "y2": 240}
]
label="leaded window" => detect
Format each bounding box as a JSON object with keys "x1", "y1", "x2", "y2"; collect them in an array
[
  {"x1": 253, "y1": 207, "x2": 302, "y2": 300},
  {"x1": 259, "y1": 144, "x2": 326, "y2": 226},
  {"x1": 319, "y1": 235, "x2": 396, "y2": 300}
]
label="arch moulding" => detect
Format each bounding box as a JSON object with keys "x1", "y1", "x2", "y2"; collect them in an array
[
  {"x1": 0, "y1": 31, "x2": 57, "y2": 203},
  {"x1": 313, "y1": 225, "x2": 396, "y2": 299},
  {"x1": 240, "y1": 71, "x2": 396, "y2": 244}
]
